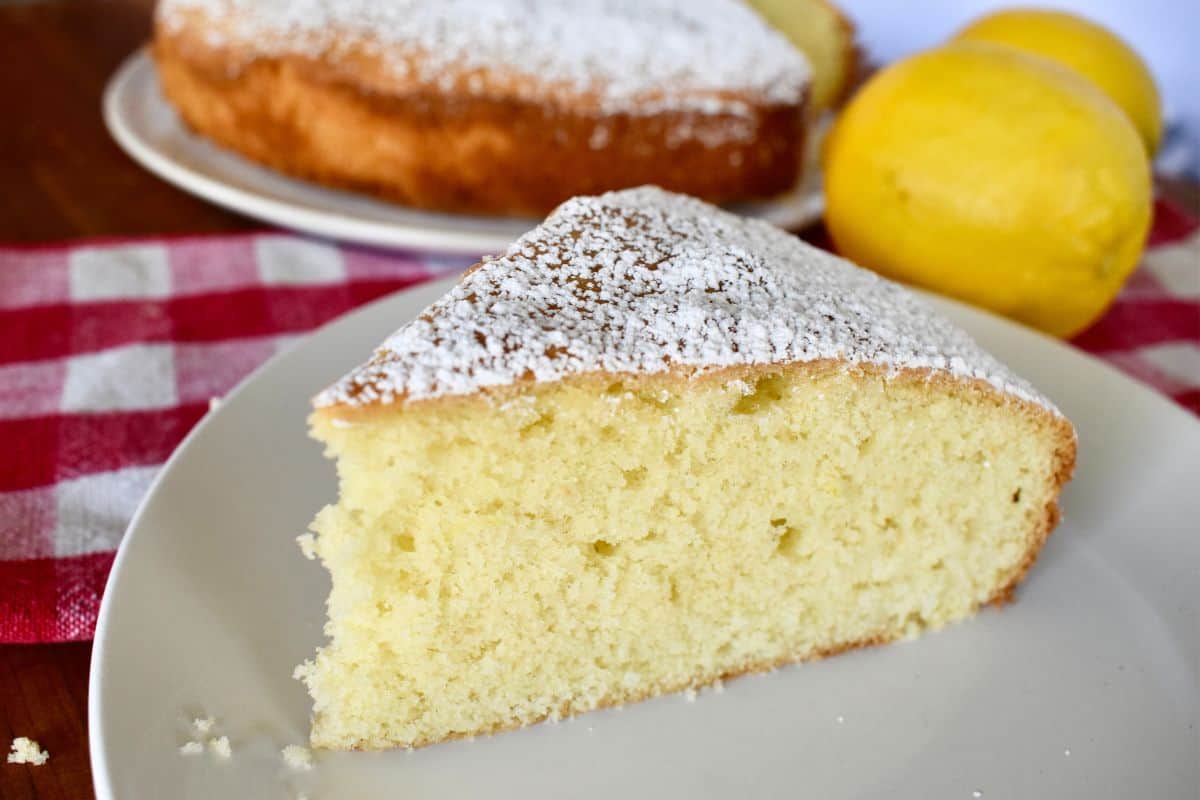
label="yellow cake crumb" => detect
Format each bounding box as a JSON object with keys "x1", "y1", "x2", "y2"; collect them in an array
[
  {"x1": 296, "y1": 533, "x2": 318, "y2": 560},
  {"x1": 282, "y1": 744, "x2": 313, "y2": 770},
  {"x1": 7, "y1": 737, "x2": 49, "y2": 766},
  {"x1": 207, "y1": 736, "x2": 232, "y2": 759}
]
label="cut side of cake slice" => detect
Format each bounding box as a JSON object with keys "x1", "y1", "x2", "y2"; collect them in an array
[{"x1": 298, "y1": 187, "x2": 1076, "y2": 750}]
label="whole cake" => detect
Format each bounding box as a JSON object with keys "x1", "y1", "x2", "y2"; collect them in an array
[
  {"x1": 298, "y1": 187, "x2": 1076, "y2": 749},
  {"x1": 153, "y1": 0, "x2": 813, "y2": 216}
]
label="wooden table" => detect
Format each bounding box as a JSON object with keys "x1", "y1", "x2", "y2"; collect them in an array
[{"x1": 1, "y1": 2, "x2": 1196, "y2": 799}]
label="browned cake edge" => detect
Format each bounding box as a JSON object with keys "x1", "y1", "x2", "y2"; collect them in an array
[
  {"x1": 152, "y1": 30, "x2": 808, "y2": 217},
  {"x1": 310, "y1": 360, "x2": 1076, "y2": 750}
]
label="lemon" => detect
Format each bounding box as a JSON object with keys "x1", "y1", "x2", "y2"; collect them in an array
[
  {"x1": 823, "y1": 41, "x2": 1151, "y2": 338},
  {"x1": 748, "y1": 0, "x2": 857, "y2": 114},
  {"x1": 956, "y1": 9, "x2": 1162, "y2": 153}
]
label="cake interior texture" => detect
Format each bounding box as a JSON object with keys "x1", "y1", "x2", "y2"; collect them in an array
[{"x1": 300, "y1": 362, "x2": 1072, "y2": 749}]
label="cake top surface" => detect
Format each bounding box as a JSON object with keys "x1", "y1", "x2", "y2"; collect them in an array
[
  {"x1": 316, "y1": 187, "x2": 1056, "y2": 413},
  {"x1": 157, "y1": 0, "x2": 810, "y2": 114}
]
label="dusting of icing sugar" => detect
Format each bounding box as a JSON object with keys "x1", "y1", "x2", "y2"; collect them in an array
[
  {"x1": 157, "y1": 0, "x2": 810, "y2": 115},
  {"x1": 315, "y1": 187, "x2": 1058, "y2": 414}
]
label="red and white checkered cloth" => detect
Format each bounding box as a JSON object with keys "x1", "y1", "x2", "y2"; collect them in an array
[{"x1": 1, "y1": 200, "x2": 1197, "y2": 643}]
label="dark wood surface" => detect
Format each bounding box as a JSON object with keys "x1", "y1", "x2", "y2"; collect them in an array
[
  {"x1": 1, "y1": 0, "x2": 253, "y2": 243},
  {"x1": 0, "y1": 2, "x2": 1196, "y2": 799}
]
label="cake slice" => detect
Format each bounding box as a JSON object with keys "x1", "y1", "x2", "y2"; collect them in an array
[{"x1": 298, "y1": 187, "x2": 1076, "y2": 750}]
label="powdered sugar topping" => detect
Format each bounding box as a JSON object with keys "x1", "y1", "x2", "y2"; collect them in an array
[
  {"x1": 158, "y1": 0, "x2": 810, "y2": 114},
  {"x1": 317, "y1": 188, "x2": 1057, "y2": 413}
]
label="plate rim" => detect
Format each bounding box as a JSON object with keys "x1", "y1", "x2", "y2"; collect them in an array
[{"x1": 102, "y1": 51, "x2": 512, "y2": 254}]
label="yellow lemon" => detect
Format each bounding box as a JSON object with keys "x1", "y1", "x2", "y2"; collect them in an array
[
  {"x1": 956, "y1": 8, "x2": 1162, "y2": 153},
  {"x1": 748, "y1": 0, "x2": 857, "y2": 115},
  {"x1": 823, "y1": 41, "x2": 1151, "y2": 338}
]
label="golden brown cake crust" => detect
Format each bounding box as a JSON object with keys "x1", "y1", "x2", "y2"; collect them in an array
[
  {"x1": 987, "y1": 405, "x2": 1076, "y2": 604},
  {"x1": 152, "y1": 29, "x2": 808, "y2": 217}
]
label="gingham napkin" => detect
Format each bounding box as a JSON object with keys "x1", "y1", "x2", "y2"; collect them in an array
[
  {"x1": 1, "y1": 202, "x2": 1197, "y2": 643},
  {"x1": 0, "y1": 235, "x2": 470, "y2": 642}
]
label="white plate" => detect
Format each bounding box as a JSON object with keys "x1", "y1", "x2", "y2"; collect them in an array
[
  {"x1": 89, "y1": 277, "x2": 1200, "y2": 799},
  {"x1": 103, "y1": 49, "x2": 825, "y2": 254}
]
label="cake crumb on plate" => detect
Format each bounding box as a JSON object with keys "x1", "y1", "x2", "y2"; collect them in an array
[
  {"x1": 7, "y1": 737, "x2": 49, "y2": 766},
  {"x1": 208, "y1": 736, "x2": 232, "y2": 759},
  {"x1": 282, "y1": 744, "x2": 313, "y2": 770},
  {"x1": 297, "y1": 533, "x2": 318, "y2": 560}
]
